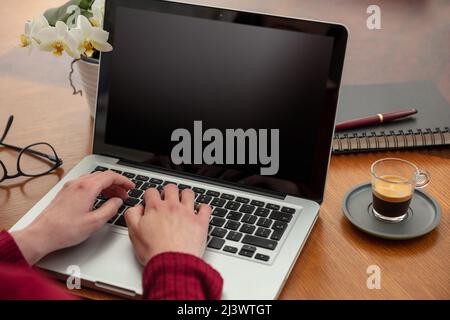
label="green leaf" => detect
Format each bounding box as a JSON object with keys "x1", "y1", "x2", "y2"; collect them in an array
[
  {"x1": 43, "y1": 0, "x2": 94, "y2": 26},
  {"x1": 44, "y1": 0, "x2": 82, "y2": 26},
  {"x1": 79, "y1": 0, "x2": 95, "y2": 10}
]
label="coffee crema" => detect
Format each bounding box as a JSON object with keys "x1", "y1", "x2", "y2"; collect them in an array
[{"x1": 372, "y1": 175, "x2": 413, "y2": 218}]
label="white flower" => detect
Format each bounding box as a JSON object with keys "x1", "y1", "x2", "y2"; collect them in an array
[
  {"x1": 36, "y1": 21, "x2": 80, "y2": 58},
  {"x1": 89, "y1": 0, "x2": 105, "y2": 28},
  {"x1": 20, "y1": 15, "x2": 50, "y2": 49},
  {"x1": 71, "y1": 15, "x2": 112, "y2": 58}
]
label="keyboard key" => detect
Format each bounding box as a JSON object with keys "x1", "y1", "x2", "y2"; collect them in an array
[
  {"x1": 94, "y1": 166, "x2": 108, "y2": 171},
  {"x1": 210, "y1": 217, "x2": 226, "y2": 227},
  {"x1": 211, "y1": 198, "x2": 226, "y2": 207},
  {"x1": 254, "y1": 207, "x2": 270, "y2": 217},
  {"x1": 281, "y1": 206, "x2": 296, "y2": 214},
  {"x1": 272, "y1": 221, "x2": 288, "y2": 231},
  {"x1": 192, "y1": 187, "x2": 206, "y2": 194},
  {"x1": 242, "y1": 235, "x2": 278, "y2": 250},
  {"x1": 224, "y1": 220, "x2": 241, "y2": 231},
  {"x1": 212, "y1": 208, "x2": 227, "y2": 217},
  {"x1": 124, "y1": 197, "x2": 140, "y2": 207},
  {"x1": 207, "y1": 237, "x2": 225, "y2": 250},
  {"x1": 255, "y1": 253, "x2": 270, "y2": 262},
  {"x1": 266, "y1": 203, "x2": 280, "y2": 210},
  {"x1": 227, "y1": 211, "x2": 242, "y2": 221},
  {"x1": 128, "y1": 188, "x2": 143, "y2": 198},
  {"x1": 178, "y1": 184, "x2": 191, "y2": 190},
  {"x1": 270, "y1": 230, "x2": 285, "y2": 241},
  {"x1": 150, "y1": 178, "x2": 163, "y2": 184},
  {"x1": 163, "y1": 181, "x2": 177, "y2": 186},
  {"x1": 93, "y1": 200, "x2": 105, "y2": 209},
  {"x1": 220, "y1": 193, "x2": 234, "y2": 200},
  {"x1": 225, "y1": 201, "x2": 240, "y2": 211},
  {"x1": 115, "y1": 215, "x2": 127, "y2": 227},
  {"x1": 122, "y1": 172, "x2": 135, "y2": 179},
  {"x1": 223, "y1": 246, "x2": 238, "y2": 254},
  {"x1": 270, "y1": 211, "x2": 292, "y2": 223},
  {"x1": 235, "y1": 197, "x2": 250, "y2": 204},
  {"x1": 211, "y1": 227, "x2": 227, "y2": 238},
  {"x1": 206, "y1": 190, "x2": 220, "y2": 197},
  {"x1": 97, "y1": 194, "x2": 109, "y2": 201},
  {"x1": 135, "y1": 175, "x2": 149, "y2": 181},
  {"x1": 240, "y1": 224, "x2": 256, "y2": 234},
  {"x1": 257, "y1": 217, "x2": 272, "y2": 228},
  {"x1": 197, "y1": 195, "x2": 212, "y2": 204},
  {"x1": 255, "y1": 227, "x2": 271, "y2": 238},
  {"x1": 241, "y1": 214, "x2": 257, "y2": 224},
  {"x1": 226, "y1": 231, "x2": 243, "y2": 242},
  {"x1": 239, "y1": 245, "x2": 256, "y2": 258},
  {"x1": 118, "y1": 205, "x2": 128, "y2": 214},
  {"x1": 250, "y1": 200, "x2": 265, "y2": 207},
  {"x1": 239, "y1": 204, "x2": 255, "y2": 214},
  {"x1": 111, "y1": 169, "x2": 122, "y2": 174},
  {"x1": 132, "y1": 179, "x2": 143, "y2": 188}
]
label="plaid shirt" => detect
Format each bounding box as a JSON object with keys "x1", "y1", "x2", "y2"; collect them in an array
[{"x1": 0, "y1": 231, "x2": 223, "y2": 300}]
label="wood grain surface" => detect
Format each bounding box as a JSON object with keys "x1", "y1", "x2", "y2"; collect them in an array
[{"x1": 0, "y1": 0, "x2": 449, "y2": 299}]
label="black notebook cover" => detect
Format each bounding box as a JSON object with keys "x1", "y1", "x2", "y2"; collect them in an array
[{"x1": 333, "y1": 81, "x2": 450, "y2": 153}]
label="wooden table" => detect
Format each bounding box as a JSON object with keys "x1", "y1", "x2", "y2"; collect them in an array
[{"x1": 0, "y1": 0, "x2": 449, "y2": 299}]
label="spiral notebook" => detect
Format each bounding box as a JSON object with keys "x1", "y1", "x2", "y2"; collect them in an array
[{"x1": 333, "y1": 81, "x2": 450, "y2": 154}]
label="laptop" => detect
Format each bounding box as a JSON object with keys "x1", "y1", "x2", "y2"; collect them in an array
[{"x1": 10, "y1": 0, "x2": 347, "y2": 299}]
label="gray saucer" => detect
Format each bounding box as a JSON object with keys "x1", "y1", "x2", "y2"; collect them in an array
[{"x1": 342, "y1": 183, "x2": 441, "y2": 240}]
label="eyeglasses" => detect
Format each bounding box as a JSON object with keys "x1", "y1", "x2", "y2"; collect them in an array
[{"x1": 0, "y1": 115, "x2": 63, "y2": 183}]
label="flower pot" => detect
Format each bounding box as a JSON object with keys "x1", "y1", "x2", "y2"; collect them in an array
[{"x1": 75, "y1": 57, "x2": 99, "y2": 118}]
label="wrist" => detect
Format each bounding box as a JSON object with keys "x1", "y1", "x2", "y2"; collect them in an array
[{"x1": 10, "y1": 226, "x2": 53, "y2": 265}]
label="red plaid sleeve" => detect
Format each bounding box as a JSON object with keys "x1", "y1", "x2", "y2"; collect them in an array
[{"x1": 142, "y1": 252, "x2": 223, "y2": 300}]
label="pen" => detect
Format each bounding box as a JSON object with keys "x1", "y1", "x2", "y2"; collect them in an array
[{"x1": 335, "y1": 108, "x2": 418, "y2": 131}]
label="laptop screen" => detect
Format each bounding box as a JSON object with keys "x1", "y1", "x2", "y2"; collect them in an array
[{"x1": 95, "y1": 0, "x2": 347, "y2": 202}]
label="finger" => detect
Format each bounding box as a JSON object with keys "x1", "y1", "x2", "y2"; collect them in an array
[
  {"x1": 196, "y1": 204, "x2": 212, "y2": 224},
  {"x1": 125, "y1": 205, "x2": 144, "y2": 231},
  {"x1": 88, "y1": 171, "x2": 135, "y2": 194},
  {"x1": 180, "y1": 188, "x2": 195, "y2": 210},
  {"x1": 162, "y1": 184, "x2": 179, "y2": 203},
  {"x1": 144, "y1": 188, "x2": 162, "y2": 210},
  {"x1": 92, "y1": 197, "x2": 123, "y2": 224},
  {"x1": 102, "y1": 185, "x2": 129, "y2": 200}
]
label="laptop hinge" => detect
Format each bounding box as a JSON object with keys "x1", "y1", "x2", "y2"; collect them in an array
[{"x1": 117, "y1": 159, "x2": 285, "y2": 200}]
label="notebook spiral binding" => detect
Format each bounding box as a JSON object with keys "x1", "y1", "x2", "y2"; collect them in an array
[{"x1": 332, "y1": 126, "x2": 450, "y2": 154}]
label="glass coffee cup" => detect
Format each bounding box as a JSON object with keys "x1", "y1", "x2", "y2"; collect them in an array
[{"x1": 371, "y1": 158, "x2": 430, "y2": 222}]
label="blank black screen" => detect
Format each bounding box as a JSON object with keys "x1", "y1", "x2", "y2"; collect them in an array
[{"x1": 102, "y1": 5, "x2": 338, "y2": 199}]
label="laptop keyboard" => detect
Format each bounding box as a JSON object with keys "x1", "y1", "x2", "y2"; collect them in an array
[{"x1": 91, "y1": 165, "x2": 299, "y2": 263}]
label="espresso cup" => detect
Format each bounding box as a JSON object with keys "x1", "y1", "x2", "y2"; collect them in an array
[{"x1": 371, "y1": 158, "x2": 430, "y2": 222}]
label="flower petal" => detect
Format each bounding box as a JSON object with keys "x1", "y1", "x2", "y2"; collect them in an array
[
  {"x1": 92, "y1": 40, "x2": 112, "y2": 52},
  {"x1": 90, "y1": 27, "x2": 109, "y2": 43},
  {"x1": 35, "y1": 27, "x2": 57, "y2": 46},
  {"x1": 77, "y1": 15, "x2": 93, "y2": 35},
  {"x1": 55, "y1": 21, "x2": 69, "y2": 39}
]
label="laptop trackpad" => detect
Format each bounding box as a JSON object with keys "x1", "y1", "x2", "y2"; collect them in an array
[{"x1": 36, "y1": 226, "x2": 143, "y2": 295}]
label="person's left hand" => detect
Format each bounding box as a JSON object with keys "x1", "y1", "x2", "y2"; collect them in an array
[{"x1": 10, "y1": 171, "x2": 134, "y2": 265}]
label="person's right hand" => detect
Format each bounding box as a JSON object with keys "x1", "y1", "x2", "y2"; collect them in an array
[{"x1": 125, "y1": 184, "x2": 212, "y2": 265}]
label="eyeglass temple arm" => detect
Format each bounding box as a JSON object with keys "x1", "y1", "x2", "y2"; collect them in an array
[
  {"x1": 0, "y1": 115, "x2": 13, "y2": 143},
  {"x1": 0, "y1": 116, "x2": 60, "y2": 163}
]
